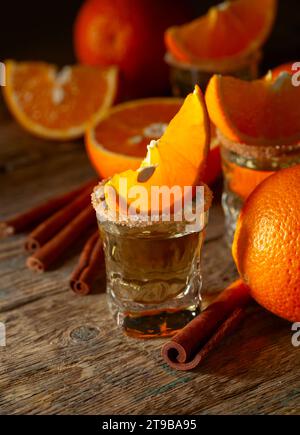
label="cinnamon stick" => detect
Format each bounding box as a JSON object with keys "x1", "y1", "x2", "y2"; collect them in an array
[
  {"x1": 26, "y1": 204, "x2": 95, "y2": 272},
  {"x1": 70, "y1": 231, "x2": 104, "y2": 295},
  {"x1": 0, "y1": 178, "x2": 97, "y2": 238},
  {"x1": 161, "y1": 280, "x2": 251, "y2": 371},
  {"x1": 24, "y1": 184, "x2": 95, "y2": 253}
]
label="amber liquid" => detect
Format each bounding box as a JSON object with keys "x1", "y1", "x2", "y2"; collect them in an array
[
  {"x1": 99, "y1": 217, "x2": 207, "y2": 338},
  {"x1": 222, "y1": 158, "x2": 274, "y2": 201},
  {"x1": 221, "y1": 146, "x2": 300, "y2": 244}
]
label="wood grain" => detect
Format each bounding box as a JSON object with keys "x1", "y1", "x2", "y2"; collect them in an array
[{"x1": 0, "y1": 106, "x2": 299, "y2": 415}]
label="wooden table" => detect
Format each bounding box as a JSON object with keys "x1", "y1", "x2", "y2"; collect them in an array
[{"x1": 0, "y1": 103, "x2": 299, "y2": 415}]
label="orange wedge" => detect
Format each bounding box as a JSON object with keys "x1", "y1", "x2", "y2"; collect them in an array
[
  {"x1": 86, "y1": 98, "x2": 221, "y2": 185},
  {"x1": 205, "y1": 72, "x2": 300, "y2": 146},
  {"x1": 104, "y1": 85, "x2": 210, "y2": 213},
  {"x1": 165, "y1": 0, "x2": 277, "y2": 66},
  {"x1": 3, "y1": 60, "x2": 118, "y2": 140}
]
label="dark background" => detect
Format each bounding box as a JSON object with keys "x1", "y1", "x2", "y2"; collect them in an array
[{"x1": 0, "y1": 0, "x2": 299, "y2": 73}]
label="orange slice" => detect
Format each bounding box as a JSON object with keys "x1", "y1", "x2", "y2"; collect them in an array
[
  {"x1": 165, "y1": 0, "x2": 277, "y2": 66},
  {"x1": 86, "y1": 98, "x2": 221, "y2": 184},
  {"x1": 104, "y1": 85, "x2": 210, "y2": 213},
  {"x1": 205, "y1": 72, "x2": 300, "y2": 146},
  {"x1": 3, "y1": 60, "x2": 118, "y2": 140}
]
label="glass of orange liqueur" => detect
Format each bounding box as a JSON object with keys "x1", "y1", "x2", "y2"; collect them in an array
[
  {"x1": 92, "y1": 181, "x2": 211, "y2": 338},
  {"x1": 220, "y1": 129, "x2": 300, "y2": 244}
]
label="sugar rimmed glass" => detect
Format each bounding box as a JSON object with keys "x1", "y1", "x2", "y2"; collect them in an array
[
  {"x1": 92, "y1": 180, "x2": 211, "y2": 338},
  {"x1": 219, "y1": 130, "x2": 300, "y2": 244}
]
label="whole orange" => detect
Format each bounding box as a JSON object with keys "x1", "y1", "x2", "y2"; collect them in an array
[
  {"x1": 73, "y1": 0, "x2": 194, "y2": 99},
  {"x1": 233, "y1": 165, "x2": 300, "y2": 322}
]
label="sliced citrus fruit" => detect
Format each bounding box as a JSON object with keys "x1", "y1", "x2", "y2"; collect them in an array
[
  {"x1": 165, "y1": 0, "x2": 277, "y2": 66},
  {"x1": 86, "y1": 98, "x2": 221, "y2": 184},
  {"x1": 104, "y1": 85, "x2": 211, "y2": 213},
  {"x1": 86, "y1": 98, "x2": 182, "y2": 178},
  {"x1": 205, "y1": 72, "x2": 300, "y2": 146},
  {"x1": 3, "y1": 60, "x2": 118, "y2": 140}
]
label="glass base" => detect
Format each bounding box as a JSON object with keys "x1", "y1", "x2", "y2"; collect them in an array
[
  {"x1": 107, "y1": 268, "x2": 202, "y2": 338},
  {"x1": 222, "y1": 187, "x2": 243, "y2": 248},
  {"x1": 116, "y1": 307, "x2": 200, "y2": 339}
]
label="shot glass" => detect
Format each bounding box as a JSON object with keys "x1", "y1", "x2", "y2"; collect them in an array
[
  {"x1": 92, "y1": 180, "x2": 211, "y2": 338},
  {"x1": 165, "y1": 50, "x2": 261, "y2": 97},
  {"x1": 219, "y1": 130, "x2": 300, "y2": 244}
]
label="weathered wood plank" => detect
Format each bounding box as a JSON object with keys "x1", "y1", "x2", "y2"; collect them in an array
[
  {"x1": 0, "y1": 290, "x2": 298, "y2": 415},
  {"x1": 0, "y1": 111, "x2": 299, "y2": 415}
]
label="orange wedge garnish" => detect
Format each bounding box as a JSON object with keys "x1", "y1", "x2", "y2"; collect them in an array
[
  {"x1": 205, "y1": 72, "x2": 300, "y2": 146},
  {"x1": 105, "y1": 85, "x2": 210, "y2": 213},
  {"x1": 86, "y1": 98, "x2": 221, "y2": 184},
  {"x1": 86, "y1": 98, "x2": 182, "y2": 178},
  {"x1": 3, "y1": 60, "x2": 117, "y2": 140},
  {"x1": 165, "y1": 0, "x2": 277, "y2": 67}
]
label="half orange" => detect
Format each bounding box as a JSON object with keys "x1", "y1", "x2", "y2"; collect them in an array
[
  {"x1": 3, "y1": 60, "x2": 118, "y2": 140},
  {"x1": 205, "y1": 72, "x2": 300, "y2": 146},
  {"x1": 86, "y1": 98, "x2": 221, "y2": 184},
  {"x1": 165, "y1": 0, "x2": 277, "y2": 67}
]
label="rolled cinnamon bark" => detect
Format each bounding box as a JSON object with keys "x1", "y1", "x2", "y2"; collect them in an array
[
  {"x1": 26, "y1": 204, "x2": 95, "y2": 272},
  {"x1": 0, "y1": 178, "x2": 97, "y2": 238},
  {"x1": 161, "y1": 280, "x2": 251, "y2": 371},
  {"x1": 24, "y1": 184, "x2": 95, "y2": 253},
  {"x1": 70, "y1": 231, "x2": 104, "y2": 295}
]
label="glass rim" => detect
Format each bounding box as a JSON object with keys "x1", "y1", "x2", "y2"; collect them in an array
[
  {"x1": 217, "y1": 128, "x2": 300, "y2": 160},
  {"x1": 92, "y1": 179, "x2": 211, "y2": 231}
]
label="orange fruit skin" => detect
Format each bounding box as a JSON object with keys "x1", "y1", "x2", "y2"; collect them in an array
[
  {"x1": 233, "y1": 165, "x2": 300, "y2": 322},
  {"x1": 74, "y1": 0, "x2": 194, "y2": 99},
  {"x1": 85, "y1": 99, "x2": 221, "y2": 185}
]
